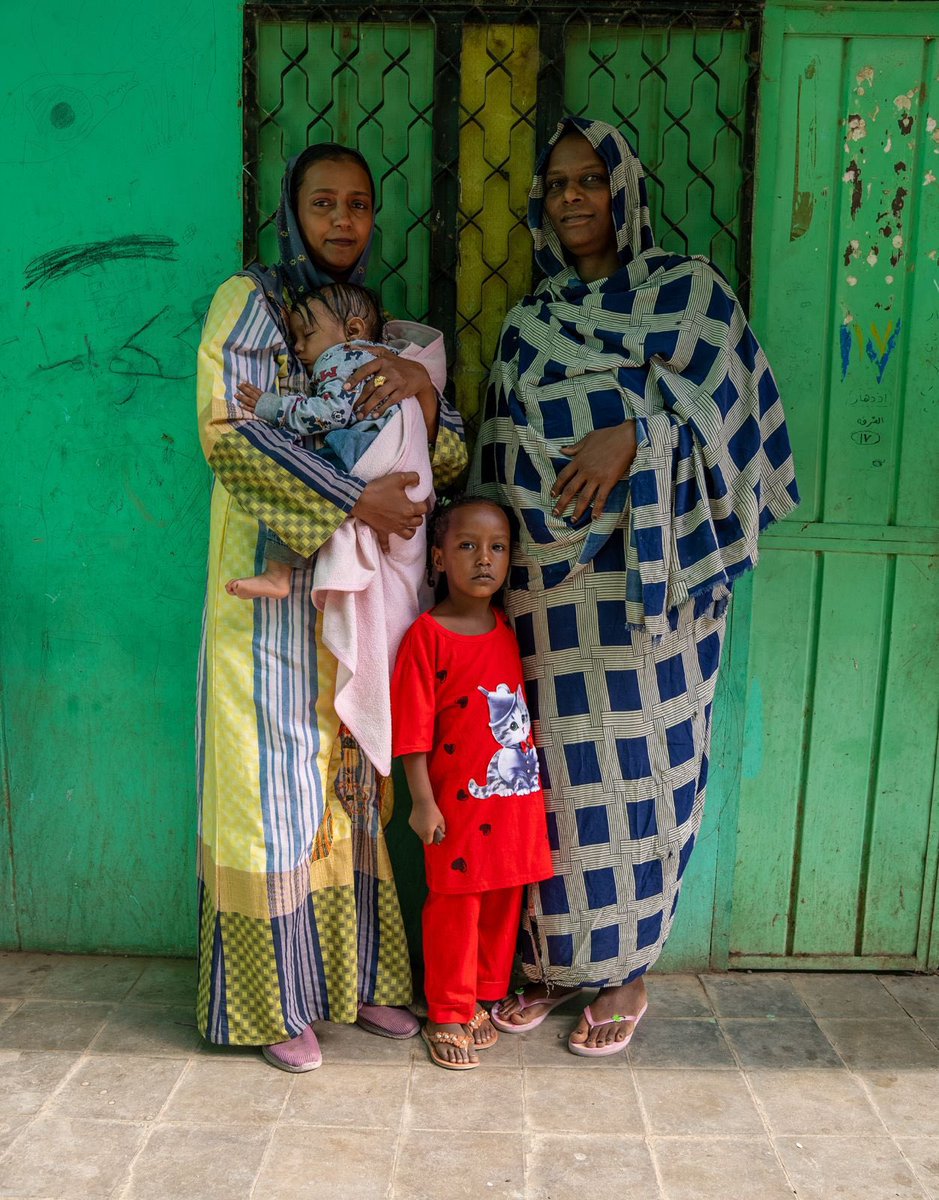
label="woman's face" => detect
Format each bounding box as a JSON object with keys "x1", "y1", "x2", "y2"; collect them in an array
[
  {"x1": 543, "y1": 133, "x2": 617, "y2": 274},
  {"x1": 295, "y1": 157, "x2": 374, "y2": 279}
]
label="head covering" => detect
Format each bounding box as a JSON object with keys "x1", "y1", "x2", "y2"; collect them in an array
[
  {"x1": 243, "y1": 143, "x2": 376, "y2": 314},
  {"x1": 469, "y1": 116, "x2": 799, "y2": 637},
  {"x1": 528, "y1": 115, "x2": 655, "y2": 278}
]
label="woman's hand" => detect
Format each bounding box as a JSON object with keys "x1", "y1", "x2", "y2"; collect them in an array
[
  {"x1": 235, "y1": 381, "x2": 263, "y2": 411},
  {"x1": 351, "y1": 471, "x2": 430, "y2": 553},
  {"x1": 551, "y1": 420, "x2": 638, "y2": 522},
  {"x1": 346, "y1": 349, "x2": 439, "y2": 438}
]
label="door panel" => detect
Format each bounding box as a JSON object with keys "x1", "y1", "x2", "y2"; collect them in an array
[{"x1": 734, "y1": 4, "x2": 939, "y2": 969}]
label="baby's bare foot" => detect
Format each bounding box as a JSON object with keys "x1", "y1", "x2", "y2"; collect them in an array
[{"x1": 225, "y1": 573, "x2": 291, "y2": 600}]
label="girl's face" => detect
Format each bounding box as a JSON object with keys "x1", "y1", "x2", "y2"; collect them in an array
[
  {"x1": 295, "y1": 157, "x2": 374, "y2": 279},
  {"x1": 432, "y1": 504, "x2": 511, "y2": 603},
  {"x1": 288, "y1": 299, "x2": 346, "y2": 368},
  {"x1": 543, "y1": 133, "x2": 617, "y2": 268}
]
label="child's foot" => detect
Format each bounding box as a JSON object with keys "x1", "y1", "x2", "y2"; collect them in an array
[
  {"x1": 465, "y1": 1007, "x2": 498, "y2": 1049},
  {"x1": 225, "y1": 573, "x2": 291, "y2": 600},
  {"x1": 422, "y1": 1021, "x2": 479, "y2": 1067}
]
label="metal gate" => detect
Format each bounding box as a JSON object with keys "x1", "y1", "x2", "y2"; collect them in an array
[{"x1": 244, "y1": 2, "x2": 759, "y2": 433}]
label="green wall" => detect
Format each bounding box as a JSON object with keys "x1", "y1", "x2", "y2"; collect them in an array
[{"x1": 0, "y1": 0, "x2": 243, "y2": 952}]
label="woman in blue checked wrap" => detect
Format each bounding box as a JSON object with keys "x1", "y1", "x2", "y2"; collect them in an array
[{"x1": 470, "y1": 117, "x2": 798, "y2": 1055}]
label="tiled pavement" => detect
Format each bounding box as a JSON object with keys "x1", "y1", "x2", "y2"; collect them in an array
[{"x1": 0, "y1": 954, "x2": 938, "y2": 1199}]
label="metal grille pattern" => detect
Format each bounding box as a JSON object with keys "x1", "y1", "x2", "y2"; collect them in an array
[{"x1": 245, "y1": 3, "x2": 760, "y2": 432}]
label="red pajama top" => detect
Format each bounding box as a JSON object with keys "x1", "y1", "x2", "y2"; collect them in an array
[{"x1": 391, "y1": 610, "x2": 553, "y2": 895}]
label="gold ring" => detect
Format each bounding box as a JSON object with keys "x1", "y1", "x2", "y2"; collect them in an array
[{"x1": 373, "y1": 374, "x2": 387, "y2": 387}]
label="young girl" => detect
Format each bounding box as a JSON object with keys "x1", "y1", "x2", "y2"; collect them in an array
[{"x1": 390, "y1": 497, "x2": 553, "y2": 1070}]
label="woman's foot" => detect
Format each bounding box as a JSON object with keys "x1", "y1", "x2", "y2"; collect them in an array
[
  {"x1": 491, "y1": 983, "x2": 581, "y2": 1029},
  {"x1": 465, "y1": 1006, "x2": 498, "y2": 1049},
  {"x1": 356, "y1": 1003, "x2": 420, "y2": 1040},
  {"x1": 225, "y1": 570, "x2": 291, "y2": 600},
  {"x1": 261, "y1": 1025, "x2": 322, "y2": 1072},
  {"x1": 423, "y1": 1020, "x2": 479, "y2": 1067},
  {"x1": 568, "y1": 978, "x2": 648, "y2": 1052}
]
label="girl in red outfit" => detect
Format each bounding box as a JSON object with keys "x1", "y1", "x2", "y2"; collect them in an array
[{"x1": 391, "y1": 497, "x2": 553, "y2": 1070}]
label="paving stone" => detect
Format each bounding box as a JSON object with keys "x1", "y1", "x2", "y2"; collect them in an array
[
  {"x1": 702, "y1": 974, "x2": 809, "y2": 1017},
  {"x1": 161, "y1": 1056, "x2": 292, "y2": 1125},
  {"x1": 0, "y1": 1051, "x2": 79, "y2": 1154},
  {"x1": 47, "y1": 1053, "x2": 184, "y2": 1121},
  {"x1": 636, "y1": 1068, "x2": 763, "y2": 1135},
  {"x1": 125, "y1": 958, "x2": 196, "y2": 1006},
  {"x1": 255, "y1": 1125, "x2": 397, "y2": 1199},
  {"x1": 879, "y1": 976, "x2": 939, "y2": 1020},
  {"x1": 748, "y1": 1068, "x2": 883, "y2": 1135},
  {"x1": 408, "y1": 1064, "x2": 524, "y2": 1131},
  {"x1": 628, "y1": 1018, "x2": 736, "y2": 1070},
  {"x1": 646, "y1": 975, "x2": 713, "y2": 1018},
  {"x1": 282, "y1": 1062, "x2": 408, "y2": 1129},
  {"x1": 860, "y1": 1072, "x2": 939, "y2": 1137},
  {"x1": 528, "y1": 1132, "x2": 658, "y2": 1200},
  {"x1": 525, "y1": 1065, "x2": 642, "y2": 1134},
  {"x1": 123, "y1": 1123, "x2": 271, "y2": 1199},
  {"x1": 775, "y1": 1135, "x2": 927, "y2": 1199},
  {"x1": 818, "y1": 1018, "x2": 939, "y2": 1071},
  {"x1": 30, "y1": 954, "x2": 147, "y2": 1001},
  {"x1": 653, "y1": 1136, "x2": 794, "y2": 1200},
  {"x1": 0, "y1": 1115, "x2": 147, "y2": 1198},
  {"x1": 89, "y1": 1004, "x2": 202, "y2": 1058},
  {"x1": 720, "y1": 1018, "x2": 843, "y2": 1069},
  {"x1": 0, "y1": 953, "x2": 57, "y2": 998},
  {"x1": 896, "y1": 1138, "x2": 939, "y2": 1200},
  {"x1": 394, "y1": 1129, "x2": 524, "y2": 1199},
  {"x1": 0, "y1": 1001, "x2": 113, "y2": 1053},
  {"x1": 791, "y1": 972, "x2": 902, "y2": 1019}
]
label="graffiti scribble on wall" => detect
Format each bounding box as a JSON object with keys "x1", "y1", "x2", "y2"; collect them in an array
[{"x1": 24, "y1": 235, "x2": 179, "y2": 290}]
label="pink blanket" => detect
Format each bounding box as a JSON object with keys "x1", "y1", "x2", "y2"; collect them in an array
[{"x1": 311, "y1": 325, "x2": 443, "y2": 776}]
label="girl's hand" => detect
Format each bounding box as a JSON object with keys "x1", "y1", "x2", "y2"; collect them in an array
[
  {"x1": 551, "y1": 420, "x2": 638, "y2": 522},
  {"x1": 351, "y1": 471, "x2": 430, "y2": 553},
  {"x1": 409, "y1": 801, "x2": 446, "y2": 846},
  {"x1": 346, "y1": 350, "x2": 437, "y2": 426},
  {"x1": 235, "y1": 382, "x2": 263, "y2": 411}
]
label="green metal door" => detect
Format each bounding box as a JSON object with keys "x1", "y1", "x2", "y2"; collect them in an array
[
  {"x1": 731, "y1": 3, "x2": 939, "y2": 970},
  {"x1": 247, "y1": 2, "x2": 758, "y2": 967}
]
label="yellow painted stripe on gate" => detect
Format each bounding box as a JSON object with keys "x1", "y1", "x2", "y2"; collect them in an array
[{"x1": 456, "y1": 22, "x2": 538, "y2": 431}]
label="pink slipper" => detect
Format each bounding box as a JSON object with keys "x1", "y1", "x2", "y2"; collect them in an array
[
  {"x1": 355, "y1": 1003, "x2": 420, "y2": 1040},
  {"x1": 262, "y1": 1025, "x2": 322, "y2": 1072},
  {"x1": 490, "y1": 987, "x2": 584, "y2": 1033},
  {"x1": 567, "y1": 1002, "x2": 648, "y2": 1057}
]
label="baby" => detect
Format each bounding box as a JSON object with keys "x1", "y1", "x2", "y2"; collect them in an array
[{"x1": 227, "y1": 282, "x2": 397, "y2": 600}]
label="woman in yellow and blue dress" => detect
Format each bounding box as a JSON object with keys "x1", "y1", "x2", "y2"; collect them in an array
[{"x1": 196, "y1": 143, "x2": 466, "y2": 1071}]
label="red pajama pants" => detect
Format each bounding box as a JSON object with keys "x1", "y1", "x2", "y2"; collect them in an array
[{"x1": 422, "y1": 885, "x2": 524, "y2": 1024}]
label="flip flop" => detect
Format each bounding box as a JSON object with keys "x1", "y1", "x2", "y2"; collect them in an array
[
  {"x1": 567, "y1": 1002, "x2": 648, "y2": 1057},
  {"x1": 490, "y1": 986, "x2": 585, "y2": 1033},
  {"x1": 421, "y1": 1025, "x2": 480, "y2": 1071},
  {"x1": 465, "y1": 1007, "x2": 499, "y2": 1050}
]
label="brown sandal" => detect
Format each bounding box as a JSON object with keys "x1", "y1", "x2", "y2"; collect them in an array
[
  {"x1": 465, "y1": 1007, "x2": 499, "y2": 1050},
  {"x1": 421, "y1": 1025, "x2": 480, "y2": 1071}
]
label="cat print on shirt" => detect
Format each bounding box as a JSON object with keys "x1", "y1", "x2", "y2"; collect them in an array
[{"x1": 468, "y1": 683, "x2": 541, "y2": 799}]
